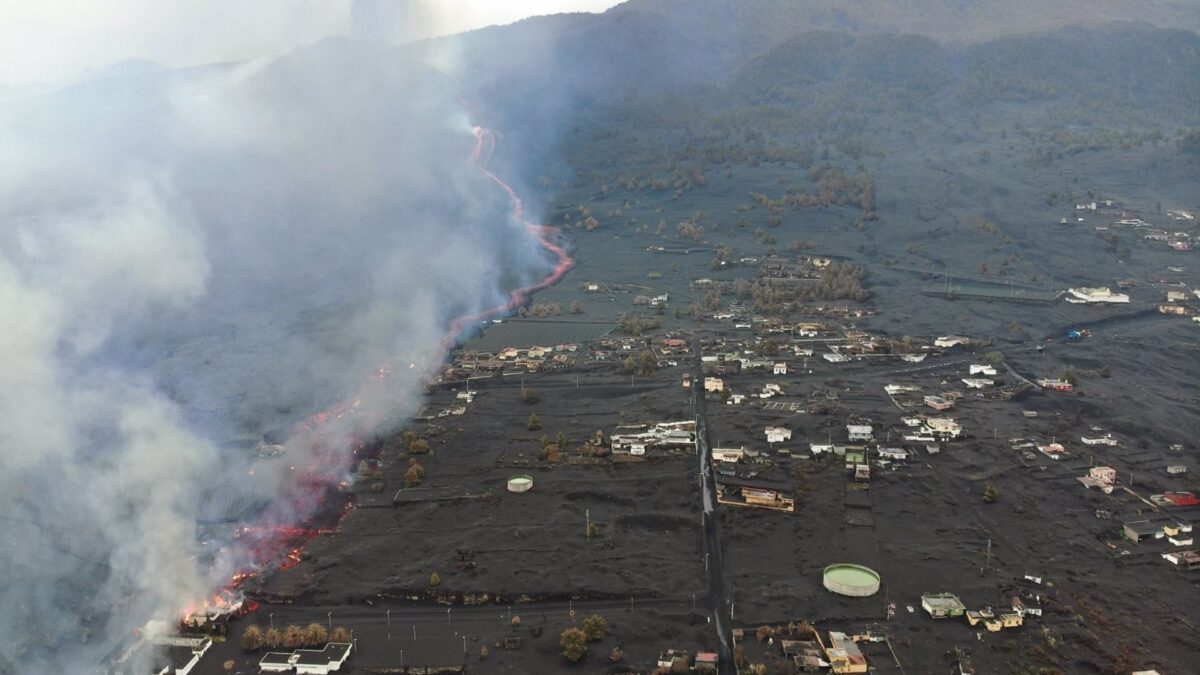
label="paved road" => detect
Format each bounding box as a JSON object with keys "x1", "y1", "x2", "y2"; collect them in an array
[{"x1": 691, "y1": 337, "x2": 736, "y2": 675}]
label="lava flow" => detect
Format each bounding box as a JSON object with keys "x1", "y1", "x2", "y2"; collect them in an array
[
  {"x1": 443, "y1": 126, "x2": 576, "y2": 345},
  {"x1": 186, "y1": 118, "x2": 575, "y2": 617}
]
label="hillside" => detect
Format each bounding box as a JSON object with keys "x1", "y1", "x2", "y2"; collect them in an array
[{"x1": 606, "y1": 0, "x2": 1200, "y2": 43}]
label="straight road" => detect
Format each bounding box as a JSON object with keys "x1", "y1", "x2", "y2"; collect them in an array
[{"x1": 691, "y1": 337, "x2": 736, "y2": 675}]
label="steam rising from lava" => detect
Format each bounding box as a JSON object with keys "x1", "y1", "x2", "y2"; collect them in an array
[{"x1": 0, "y1": 31, "x2": 555, "y2": 675}]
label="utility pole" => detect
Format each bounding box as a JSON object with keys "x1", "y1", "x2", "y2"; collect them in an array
[
  {"x1": 984, "y1": 539, "x2": 992, "y2": 573},
  {"x1": 586, "y1": 509, "x2": 591, "y2": 539}
]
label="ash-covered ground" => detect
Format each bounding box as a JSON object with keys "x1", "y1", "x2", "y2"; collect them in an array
[{"x1": 219, "y1": 105, "x2": 1200, "y2": 675}]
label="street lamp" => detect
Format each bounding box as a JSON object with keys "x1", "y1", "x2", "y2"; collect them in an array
[{"x1": 269, "y1": 613, "x2": 274, "y2": 631}]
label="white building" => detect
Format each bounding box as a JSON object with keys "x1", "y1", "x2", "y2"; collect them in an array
[
  {"x1": 922, "y1": 418, "x2": 962, "y2": 439},
  {"x1": 773, "y1": 362, "x2": 788, "y2": 375},
  {"x1": 969, "y1": 364, "x2": 998, "y2": 376},
  {"x1": 260, "y1": 643, "x2": 352, "y2": 674},
  {"x1": 810, "y1": 443, "x2": 835, "y2": 455},
  {"x1": 1067, "y1": 287, "x2": 1130, "y2": 304},
  {"x1": 934, "y1": 336, "x2": 970, "y2": 349},
  {"x1": 847, "y1": 425, "x2": 873, "y2": 442},
  {"x1": 962, "y1": 378, "x2": 994, "y2": 389},
  {"x1": 712, "y1": 447, "x2": 746, "y2": 463},
  {"x1": 765, "y1": 426, "x2": 792, "y2": 443},
  {"x1": 704, "y1": 377, "x2": 725, "y2": 393},
  {"x1": 759, "y1": 383, "x2": 783, "y2": 398}
]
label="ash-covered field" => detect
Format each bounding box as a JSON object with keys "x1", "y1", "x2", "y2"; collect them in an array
[
  {"x1": 253, "y1": 370, "x2": 706, "y2": 604},
  {"x1": 223, "y1": 100, "x2": 1200, "y2": 674}
]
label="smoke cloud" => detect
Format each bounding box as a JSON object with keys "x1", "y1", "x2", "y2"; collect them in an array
[{"x1": 0, "y1": 16, "x2": 553, "y2": 674}]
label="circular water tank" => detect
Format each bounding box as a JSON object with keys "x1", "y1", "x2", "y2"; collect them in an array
[
  {"x1": 822, "y1": 563, "x2": 881, "y2": 597},
  {"x1": 507, "y1": 475, "x2": 533, "y2": 493}
]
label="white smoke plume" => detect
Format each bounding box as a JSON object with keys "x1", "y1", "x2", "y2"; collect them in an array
[{"x1": 0, "y1": 11, "x2": 554, "y2": 673}]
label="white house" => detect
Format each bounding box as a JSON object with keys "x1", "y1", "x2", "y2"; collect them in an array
[
  {"x1": 969, "y1": 364, "x2": 998, "y2": 376},
  {"x1": 712, "y1": 447, "x2": 745, "y2": 463},
  {"x1": 962, "y1": 378, "x2": 994, "y2": 389},
  {"x1": 704, "y1": 377, "x2": 724, "y2": 393},
  {"x1": 847, "y1": 424, "x2": 873, "y2": 442},
  {"x1": 934, "y1": 336, "x2": 970, "y2": 349},
  {"x1": 810, "y1": 443, "x2": 835, "y2": 455},
  {"x1": 773, "y1": 362, "x2": 788, "y2": 375},
  {"x1": 878, "y1": 447, "x2": 909, "y2": 461},
  {"x1": 1067, "y1": 287, "x2": 1130, "y2": 304},
  {"x1": 765, "y1": 426, "x2": 792, "y2": 443},
  {"x1": 260, "y1": 643, "x2": 352, "y2": 674},
  {"x1": 759, "y1": 383, "x2": 783, "y2": 398},
  {"x1": 923, "y1": 418, "x2": 962, "y2": 439},
  {"x1": 823, "y1": 352, "x2": 849, "y2": 363},
  {"x1": 727, "y1": 393, "x2": 746, "y2": 405}
]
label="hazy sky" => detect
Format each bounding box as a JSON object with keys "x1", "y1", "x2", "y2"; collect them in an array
[{"x1": 0, "y1": 0, "x2": 621, "y2": 85}]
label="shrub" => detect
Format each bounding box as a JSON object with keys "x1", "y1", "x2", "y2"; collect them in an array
[
  {"x1": 582, "y1": 614, "x2": 607, "y2": 641},
  {"x1": 404, "y1": 459, "x2": 424, "y2": 487},
  {"x1": 430, "y1": 571, "x2": 442, "y2": 587},
  {"x1": 241, "y1": 625, "x2": 264, "y2": 652},
  {"x1": 560, "y1": 627, "x2": 588, "y2": 662},
  {"x1": 282, "y1": 625, "x2": 305, "y2": 649},
  {"x1": 305, "y1": 623, "x2": 328, "y2": 646},
  {"x1": 263, "y1": 628, "x2": 282, "y2": 649},
  {"x1": 983, "y1": 482, "x2": 999, "y2": 504}
]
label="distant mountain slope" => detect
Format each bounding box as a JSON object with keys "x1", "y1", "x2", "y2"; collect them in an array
[
  {"x1": 730, "y1": 23, "x2": 1200, "y2": 124},
  {"x1": 606, "y1": 0, "x2": 1200, "y2": 44}
]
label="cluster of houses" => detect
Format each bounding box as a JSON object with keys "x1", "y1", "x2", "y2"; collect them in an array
[
  {"x1": 1122, "y1": 516, "x2": 1199, "y2": 570},
  {"x1": 1157, "y1": 287, "x2": 1200, "y2": 320},
  {"x1": 610, "y1": 421, "x2": 696, "y2": 457},
  {"x1": 442, "y1": 343, "x2": 580, "y2": 381},
  {"x1": 736, "y1": 626, "x2": 883, "y2": 674},
  {"x1": 921, "y1": 592, "x2": 1039, "y2": 633},
  {"x1": 1067, "y1": 198, "x2": 1196, "y2": 253},
  {"x1": 656, "y1": 648, "x2": 719, "y2": 672}
]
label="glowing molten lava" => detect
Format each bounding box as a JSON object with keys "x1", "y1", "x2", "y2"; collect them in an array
[{"x1": 178, "y1": 115, "x2": 575, "y2": 618}]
